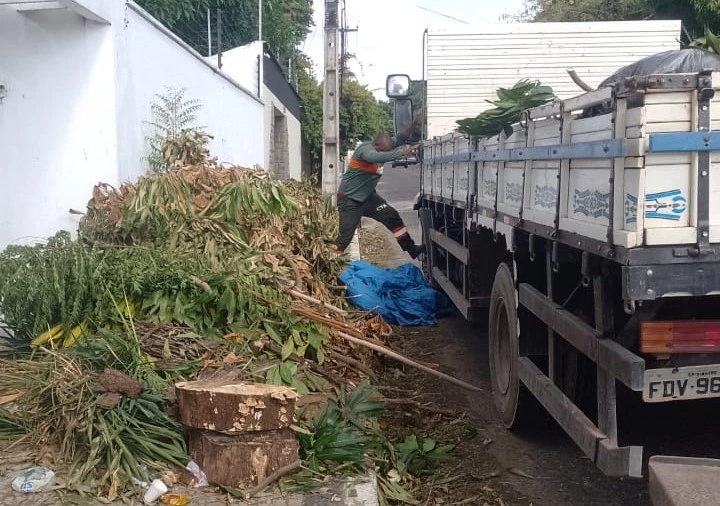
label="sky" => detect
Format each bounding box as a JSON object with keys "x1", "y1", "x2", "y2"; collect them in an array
[{"x1": 302, "y1": 0, "x2": 528, "y2": 98}]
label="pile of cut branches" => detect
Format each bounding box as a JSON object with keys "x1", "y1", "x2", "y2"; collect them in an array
[
  {"x1": 0, "y1": 159, "x2": 427, "y2": 498},
  {"x1": 80, "y1": 163, "x2": 341, "y2": 295},
  {"x1": 0, "y1": 350, "x2": 187, "y2": 500}
]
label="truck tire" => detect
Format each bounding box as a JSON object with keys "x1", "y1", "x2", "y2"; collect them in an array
[{"x1": 489, "y1": 263, "x2": 532, "y2": 428}]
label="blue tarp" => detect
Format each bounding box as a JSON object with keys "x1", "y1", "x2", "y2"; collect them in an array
[{"x1": 339, "y1": 260, "x2": 448, "y2": 326}]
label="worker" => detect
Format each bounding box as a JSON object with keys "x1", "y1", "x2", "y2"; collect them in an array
[{"x1": 334, "y1": 132, "x2": 423, "y2": 259}]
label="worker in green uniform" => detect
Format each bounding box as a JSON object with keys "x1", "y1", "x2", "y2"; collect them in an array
[{"x1": 334, "y1": 132, "x2": 423, "y2": 259}]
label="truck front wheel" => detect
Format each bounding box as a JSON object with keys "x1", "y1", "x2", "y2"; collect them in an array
[{"x1": 489, "y1": 263, "x2": 531, "y2": 428}]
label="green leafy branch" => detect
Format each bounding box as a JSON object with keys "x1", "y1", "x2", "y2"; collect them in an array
[{"x1": 456, "y1": 79, "x2": 554, "y2": 139}]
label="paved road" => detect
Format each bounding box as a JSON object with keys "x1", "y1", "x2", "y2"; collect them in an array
[
  {"x1": 360, "y1": 163, "x2": 422, "y2": 268},
  {"x1": 373, "y1": 162, "x2": 720, "y2": 506},
  {"x1": 375, "y1": 164, "x2": 422, "y2": 243}
]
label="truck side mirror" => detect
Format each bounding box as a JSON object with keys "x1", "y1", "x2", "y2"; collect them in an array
[
  {"x1": 394, "y1": 98, "x2": 419, "y2": 142},
  {"x1": 386, "y1": 74, "x2": 411, "y2": 98}
]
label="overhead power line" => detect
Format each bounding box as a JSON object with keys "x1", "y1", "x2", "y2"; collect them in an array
[{"x1": 416, "y1": 4, "x2": 470, "y2": 24}]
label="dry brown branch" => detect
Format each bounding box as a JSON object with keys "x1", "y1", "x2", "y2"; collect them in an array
[
  {"x1": 292, "y1": 306, "x2": 364, "y2": 337},
  {"x1": 277, "y1": 252, "x2": 304, "y2": 290},
  {"x1": 337, "y1": 332, "x2": 483, "y2": 392},
  {"x1": 288, "y1": 289, "x2": 348, "y2": 317},
  {"x1": 382, "y1": 398, "x2": 458, "y2": 416},
  {"x1": 190, "y1": 276, "x2": 212, "y2": 293},
  {"x1": 567, "y1": 68, "x2": 594, "y2": 92},
  {"x1": 245, "y1": 460, "x2": 303, "y2": 499},
  {"x1": 330, "y1": 347, "x2": 377, "y2": 380}
]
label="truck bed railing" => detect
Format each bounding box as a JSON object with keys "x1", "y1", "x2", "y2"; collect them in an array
[{"x1": 421, "y1": 71, "x2": 720, "y2": 280}]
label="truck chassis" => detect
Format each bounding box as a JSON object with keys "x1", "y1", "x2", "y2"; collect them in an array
[{"x1": 418, "y1": 71, "x2": 720, "y2": 477}]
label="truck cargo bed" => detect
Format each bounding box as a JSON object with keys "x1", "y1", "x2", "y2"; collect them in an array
[{"x1": 421, "y1": 72, "x2": 720, "y2": 301}]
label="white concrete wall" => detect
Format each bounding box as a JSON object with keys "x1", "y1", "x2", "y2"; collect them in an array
[
  {"x1": 0, "y1": 1, "x2": 266, "y2": 249},
  {"x1": 263, "y1": 87, "x2": 302, "y2": 180},
  {"x1": 116, "y1": 4, "x2": 264, "y2": 181},
  {"x1": 0, "y1": 6, "x2": 118, "y2": 246},
  {"x1": 221, "y1": 43, "x2": 301, "y2": 179},
  {"x1": 219, "y1": 43, "x2": 264, "y2": 99},
  {"x1": 286, "y1": 106, "x2": 302, "y2": 180}
]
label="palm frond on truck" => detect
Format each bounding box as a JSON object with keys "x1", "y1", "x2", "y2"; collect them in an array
[{"x1": 456, "y1": 79, "x2": 554, "y2": 139}]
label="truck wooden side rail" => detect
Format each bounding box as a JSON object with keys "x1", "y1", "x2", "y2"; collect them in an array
[{"x1": 418, "y1": 71, "x2": 720, "y2": 477}]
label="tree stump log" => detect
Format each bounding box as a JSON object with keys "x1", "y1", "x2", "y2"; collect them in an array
[
  {"x1": 188, "y1": 428, "x2": 299, "y2": 488},
  {"x1": 175, "y1": 380, "x2": 298, "y2": 432}
]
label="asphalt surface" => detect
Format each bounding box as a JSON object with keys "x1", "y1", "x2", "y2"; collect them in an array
[
  {"x1": 373, "y1": 164, "x2": 422, "y2": 247},
  {"x1": 373, "y1": 162, "x2": 720, "y2": 506}
]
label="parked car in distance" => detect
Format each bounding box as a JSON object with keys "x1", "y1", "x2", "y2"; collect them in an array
[{"x1": 391, "y1": 154, "x2": 418, "y2": 168}]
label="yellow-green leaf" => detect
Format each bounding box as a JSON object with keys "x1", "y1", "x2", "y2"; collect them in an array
[{"x1": 281, "y1": 338, "x2": 295, "y2": 361}]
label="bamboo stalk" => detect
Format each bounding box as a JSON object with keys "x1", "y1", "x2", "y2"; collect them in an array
[
  {"x1": 336, "y1": 332, "x2": 482, "y2": 392},
  {"x1": 292, "y1": 307, "x2": 363, "y2": 338},
  {"x1": 288, "y1": 289, "x2": 348, "y2": 317}
]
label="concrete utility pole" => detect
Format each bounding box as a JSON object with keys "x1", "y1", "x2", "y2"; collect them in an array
[
  {"x1": 216, "y1": 7, "x2": 222, "y2": 69},
  {"x1": 322, "y1": 0, "x2": 340, "y2": 201},
  {"x1": 207, "y1": 8, "x2": 212, "y2": 57}
]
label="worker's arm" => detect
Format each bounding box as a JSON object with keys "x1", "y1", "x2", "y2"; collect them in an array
[{"x1": 356, "y1": 144, "x2": 413, "y2": 164}]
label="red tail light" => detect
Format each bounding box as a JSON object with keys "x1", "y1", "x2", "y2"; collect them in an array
[{"x1": 640, "y1": 321, "x2": 720, "y2": 354}]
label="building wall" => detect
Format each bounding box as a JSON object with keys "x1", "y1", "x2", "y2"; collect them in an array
[
  {"x1": 115, "y1": 4, "x2": 264, "y2": 181},
  {"x1": 0, "y1": 1, "x2": 265, "y2": 249},
  {"x1": 263, "y1": 87, "x2": 302, "y2": 180},
  {"x1": 222, "y1": 44, "x2": 302, "y2": 180},
  {"x1": 426, "y1": 20, "x2": 682, "y2": 137},
  {"x1": 0, "y1": 6, "x2": 118, "y2": 247},
  {"x1": 286, "y1": 103, "x2": 302, "y2": 180},
  {"x1": 218, "y1": 42, "x2": 264, "y2": 99}
]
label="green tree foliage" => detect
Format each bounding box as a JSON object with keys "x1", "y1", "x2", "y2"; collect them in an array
[
  {"x1": 295, "y1": 57, "x2": 392, "y2": 170},
  {"x1": 533, "y1": 0, "x2": 652, "y2": 22},
  {"x1": 339, "y1": 79, "x2": 393, "y2": 154},
  {"x1": 691, "y1": 0, "x2": 720, "y2": 33},
  {"x1": 691, "y1": 27, "x2": 720, "y2": 53},
  {"x1": 407, "y1": 80, "x2": 426, "y2": 116},
  {"x1": 522, "y1": 0, "x2": 720, "y2": 39},
  {"x1": 135, "y1": 0, "x2": 313, "y2": 65},
  {"x1": 295, "y1": 55, "x2": 323, "y2": 168},
  {"x1": 145, "y1": 87, "x2": 209, "y2": 173}
]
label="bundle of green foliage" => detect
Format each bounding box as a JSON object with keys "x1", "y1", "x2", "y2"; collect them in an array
[
  {"x1": 292, "y1": 381, "x2": 456, "y2": 505},
  {"x1": 0, "y1": 330, "x2": 189, "y2": 500},
  {"x1": 691, "y1": 27, "x2": 720, "y2": 53},
  {"x1": 456, "y1": 80, "x2": 554, "y2": 139},
  {"x1": 0, "y1": 164, "x2": 349, "y2": 497}
]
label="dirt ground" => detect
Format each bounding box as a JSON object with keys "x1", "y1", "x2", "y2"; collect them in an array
[
  {"x1": 359, "y1": 226, "x2": 530, "y2": 506},
  {"x1": 358, "y1": 224, "x2": 650, "y2": 506},
  {"x1": 378, "y1": 328, "x2": 533, "y2": 506}
]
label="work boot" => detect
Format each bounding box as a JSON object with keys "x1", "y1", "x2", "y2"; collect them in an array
[{"x1": 408, "y1": 244, "x2": 424, "y2": 259}]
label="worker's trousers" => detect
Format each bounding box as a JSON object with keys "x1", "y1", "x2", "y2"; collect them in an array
[{"x1": 335, "y1": 192, "x2": 415, "y2": 253}]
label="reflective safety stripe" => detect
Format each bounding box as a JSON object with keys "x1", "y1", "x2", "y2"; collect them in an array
[
  {"x1": 393, "y1": 226, "x2": 408, "y2": 238},
  {"x1": 349, "y1": 158, "x2": 383, "y2": 174}
]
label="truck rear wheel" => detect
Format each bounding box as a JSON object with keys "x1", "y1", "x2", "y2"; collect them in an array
[{"x1": 489, "y1": 263, "x2": 532, "y2": 428}]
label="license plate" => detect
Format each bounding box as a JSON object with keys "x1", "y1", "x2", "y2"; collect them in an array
[{"x1": 643, "y1": 364, "x2": 720, "y2": 403}]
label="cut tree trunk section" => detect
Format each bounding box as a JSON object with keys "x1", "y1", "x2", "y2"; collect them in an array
[
  {"x1": 175, "y1": 380, "x2": 298, "y2": 432},
  {"x1": 189, "y1": 428, "x2": 299, "y2": 488}
]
